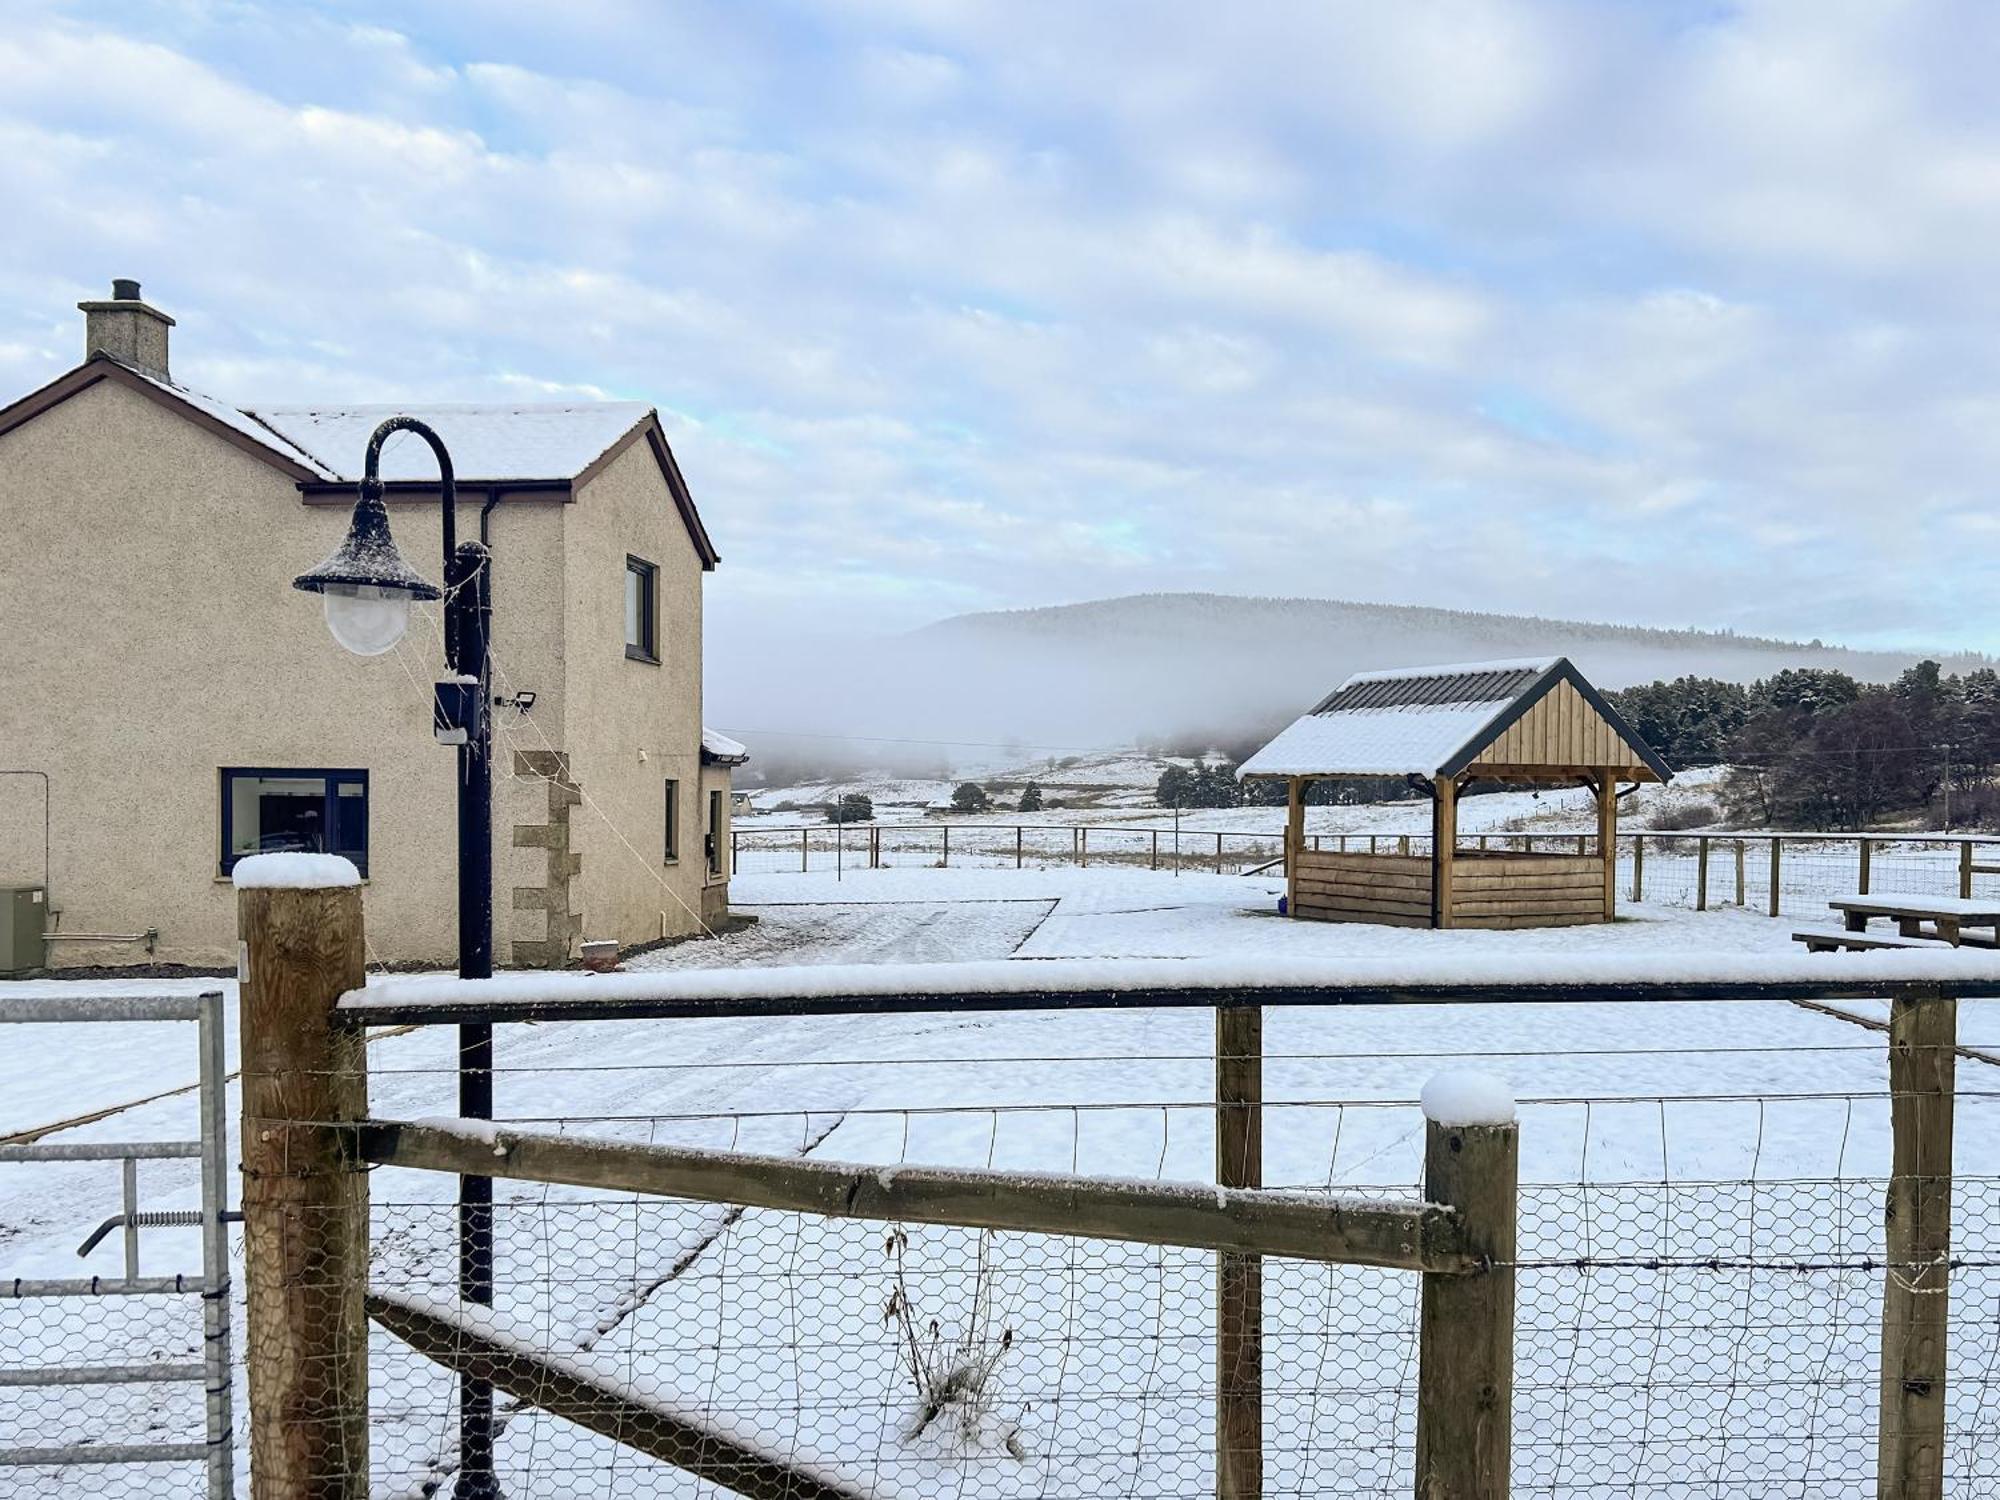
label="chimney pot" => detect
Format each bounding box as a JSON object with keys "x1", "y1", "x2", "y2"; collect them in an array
[{"x1": 79, "y1": 280, "x2": 175, "y2": 380}]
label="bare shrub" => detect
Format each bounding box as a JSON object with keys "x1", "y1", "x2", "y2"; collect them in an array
[
  {"x1": 1648, "y1": 801, "x2": 1721, "y2": 832},
  {"x1": 882, "y1": 1227, "x2": 1024, "y2": 1456}
]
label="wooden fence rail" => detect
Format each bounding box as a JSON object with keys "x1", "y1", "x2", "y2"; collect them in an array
[{"x1": 354, "y1": 1118, "x2": 1472, "y2": 1272}]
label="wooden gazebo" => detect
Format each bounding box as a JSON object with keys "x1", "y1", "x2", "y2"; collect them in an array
[{"x1": 1238, "y1": 657, "x2": 1671, "y2": 929}]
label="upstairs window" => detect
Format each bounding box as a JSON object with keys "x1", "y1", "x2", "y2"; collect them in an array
[
  {"x1": 625, "y1": 556, "x2": 659, "y2": 663},
  {"x1": 221, "y1": 769, "x2": 368, "y2": 876}
]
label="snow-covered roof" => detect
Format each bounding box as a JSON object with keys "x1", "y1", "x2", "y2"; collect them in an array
[
  {"x1": 701, "y1": 727, "x2": 749, "y2": 766},
  {"x1": 112, "y1": 360, "x2": 340, "y2": 478},
  {"x1": 1237, "y1": 656, "x2": 1669, "y2": 781},
  {"x1": 245, "y1": 402, "x2": 651, "y2": 482}
]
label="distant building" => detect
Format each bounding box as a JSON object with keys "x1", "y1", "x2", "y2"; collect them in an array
[{"x1": 0, "y1": 281, "x2": 744, "y2": 968}]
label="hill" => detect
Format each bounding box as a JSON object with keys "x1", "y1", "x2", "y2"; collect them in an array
[{"x1": 708, "y1": 591, "x2": 1987, "y2": 769}]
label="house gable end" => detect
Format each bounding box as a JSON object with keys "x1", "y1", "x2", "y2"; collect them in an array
[
  {"x1": 572, "y1": 412, "x2": 719, "y2": 570},
  {"x1": 0, "y1": 356, "x2": 324, "y2": 484}
]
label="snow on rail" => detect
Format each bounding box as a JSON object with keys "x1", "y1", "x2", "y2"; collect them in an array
[
  {"x1": 339, "y1": 949, "x2": 2000, "y2": 1019},
  {"x1": 368, "y1": 1289, "x2": 921, "y2": 1500}
]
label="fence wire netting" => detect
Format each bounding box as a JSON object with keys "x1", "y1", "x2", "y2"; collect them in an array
[
  {"x1": 333, "y1": 1003, "x2": 2000, "y2": 1500},
  {"x1": 0, "y1": 1293, "x2": 219, "y2": 1499},
  {"x1": 728, "y1": 822, "x2": 2000, "y2": 921}
]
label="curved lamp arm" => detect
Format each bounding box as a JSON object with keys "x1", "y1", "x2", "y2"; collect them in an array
[{"x1": 362, "y1": 415, "x2": 458, "y2": 576}]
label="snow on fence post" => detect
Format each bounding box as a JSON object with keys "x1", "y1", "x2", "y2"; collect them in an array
[
  {"x1": 1415, "y1": 1072, "x2": 1517, "y2": 1500},
  {"x1": 1879, "y1": 985, "x2": 1956, "y2": 1500},
  {"x1": 1216, "y1": 1001, "x2": 1263, "y2": 1500},
  {"x1": 233, "y1": 855, "x2": 370, "y2": 1499}
]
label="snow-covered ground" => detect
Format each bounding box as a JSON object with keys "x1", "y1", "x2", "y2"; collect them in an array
[{"x1": 4, "y1": 866, "x2": 1999, "y2": 1496}]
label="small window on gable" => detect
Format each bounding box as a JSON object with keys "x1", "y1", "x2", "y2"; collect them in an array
[
  {"x1": 625, "y1": 556, "x2": 659, "y2": 663},
  {"x1": 221, "y1": 769, "x2": 368, "y2": 876}
]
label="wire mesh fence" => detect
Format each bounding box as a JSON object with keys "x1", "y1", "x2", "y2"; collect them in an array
[
  {"x1": 320, "y1": 994, "x2": 2000, "y2": 1499},
  {"x1": 729, "y1": 821, "x2": 2000, "y2": 923}
]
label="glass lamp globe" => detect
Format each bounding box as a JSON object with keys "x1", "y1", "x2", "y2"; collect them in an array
[{"x1": 322, "y1": 582, "x2": 415, "y2": 656}]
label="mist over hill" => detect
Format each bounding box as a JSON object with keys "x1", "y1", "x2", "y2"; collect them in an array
[{"x1": 708, "y1": 592, "x2": 1986, "y2": 773}]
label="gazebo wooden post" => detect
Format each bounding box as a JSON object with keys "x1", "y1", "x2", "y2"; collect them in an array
[
  {"x1": 1285, "y1": 778, "x2": 1305, "y2": 916},
  {"x1": 1432, "y1": 775, "x2": 1457, "y2": 929},
  {"x1": 1596, "y1": 772, "x2": 1618, "y2": 921}
]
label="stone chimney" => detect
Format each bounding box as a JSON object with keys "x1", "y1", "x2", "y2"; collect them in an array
[{"x1": 78, "y1": 279, "x2": 175, "y2": 379}]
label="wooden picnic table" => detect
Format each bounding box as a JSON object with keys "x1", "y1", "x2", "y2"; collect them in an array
[{"x1": 1828, "y1": 893, "x2": 2000, "y2": 947}]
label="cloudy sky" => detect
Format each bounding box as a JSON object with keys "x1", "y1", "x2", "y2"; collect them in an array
[{"x1": 4, "y1": 0, "x2": 1999, "y2": 654}]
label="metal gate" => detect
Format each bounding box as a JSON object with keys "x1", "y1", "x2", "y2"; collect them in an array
[{"x1": 0, "y1": 990, "x2": 234, "y2": 1496}]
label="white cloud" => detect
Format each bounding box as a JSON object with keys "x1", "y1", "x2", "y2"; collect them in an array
[{"x1": 3, "y1": 0, "x2": 1999, "y2": 667}]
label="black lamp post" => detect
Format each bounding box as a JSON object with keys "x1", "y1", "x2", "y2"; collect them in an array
[{"x1": 292, "y1": 416, "x2": 501, "y2": 1500}]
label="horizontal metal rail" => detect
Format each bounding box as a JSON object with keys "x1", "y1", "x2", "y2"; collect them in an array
[
  {"x1": 338, "y1": 975, "x2": 1983, "y2": 1026},
  {"x1": 3, "y1": 1275, "x2": 212, "y2": 1298},
  {"x1": 0, "y1": 994, "x2": 210, "y2": 1024},
  {"x1": 0, "y1": 1442, "x2": 209, "y2": 1466},
  {"x1": 0, "y1": 1363, "x2": 203, "y2": 1387},
  {"x1": 359, "y1": 1119, "x2": 1471, "y2": 1272},
  {"x1": 0, "y1": 1140, "x2": 200, "y2": 1163}
]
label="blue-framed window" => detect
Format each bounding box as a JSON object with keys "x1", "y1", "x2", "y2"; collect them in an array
[{"x1": 220, "y1": 768, "x2": 369, "y2": 876}]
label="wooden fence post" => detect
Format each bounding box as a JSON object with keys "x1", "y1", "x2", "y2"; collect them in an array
[
  {"x1": 237, "y1": 873, "x2": 370, "y2": 1499},
  {"x1": 1215, "y1": 832, "x2": 1224, "y2": 873},
  {"x1": 1416, "y1": 1087, "x2": 1517, "y2": 1500},
  {"x1": 1735, "y1": 840, "x2": 1747, "y2": 907},
  {"x1": 1216, "y1": 1003, "x2": 1263, "y2": 1499},
  {"x1": 1696, "y1": 836, "x2": 1710, "y2": 911},
  {"x1": 801, "y1": 827, "x2": 809, "y2": 873},
  {"x1": 1016, "y1": 826, "x2": 1024, "y2": 869},
  {"x1": 1860, "y1": 836, "x2": 1873, "y2": 895},
  {"x1": 1080, "y1": 827, "x2": 1088, "y2": 868},
  {"x1": 1631, "y1": 835, "x2": 1645, "y2": 902},
  {"x1": 941, "y1": 825, "x2": 950, "y2": 867},
  {"x1": 1152, "y1": 830, "x2": 1160, "y2": 870},
  {"x1": 1769, "y1": 839, "x2": 1782, "y2": 917},
  {"x1": 1879, "y1": 986, "x2": 1956, "y2": 1500},
  {"x1": 1959, "y1": 842, "x2": 1972, "y2": 900},
  {"x1": 730, "y1": 827, "x2": 739, "y2": 874}
]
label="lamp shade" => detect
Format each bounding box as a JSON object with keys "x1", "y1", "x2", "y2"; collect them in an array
[{"x1": 293, "y1": 485, "x2": 442, "y2": 654}]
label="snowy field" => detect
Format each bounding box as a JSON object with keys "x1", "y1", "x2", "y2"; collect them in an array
[{"x1": 5, "y1": 866, "x2": 2000, "y2": 1496}]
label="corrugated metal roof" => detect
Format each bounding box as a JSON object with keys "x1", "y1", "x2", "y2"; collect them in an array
[{"x1": 1317, "y1": 663, "x2": 1550, "y2": 715}]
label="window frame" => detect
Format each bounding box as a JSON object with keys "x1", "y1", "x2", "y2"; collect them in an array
[
  {"x1": 624, "y1": 554, "x2": 660, "y2": 664},
  {"x1": 663, "y1": 777, "x2": 680, "y2": 863},
  {"x1": 219, "y1": 767, "x2": 370, "y2": 877},
  {"x1": 706, "y1": 787, "x2": 724, "y2": 876}
]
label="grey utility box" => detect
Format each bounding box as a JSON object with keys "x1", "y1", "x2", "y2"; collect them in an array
[{"x1": 0, "y1": 886, "x2": 47, "y2": 975}]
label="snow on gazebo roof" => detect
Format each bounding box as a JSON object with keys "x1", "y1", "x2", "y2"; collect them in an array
[{"x1": 1236, "y1": 656, "x2": 1670, "y2": 783}]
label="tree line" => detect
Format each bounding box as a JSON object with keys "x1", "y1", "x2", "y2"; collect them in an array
[{"x1": 1607, "y1": 662, "x2": 2000, "y2": 830}]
